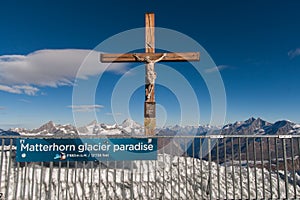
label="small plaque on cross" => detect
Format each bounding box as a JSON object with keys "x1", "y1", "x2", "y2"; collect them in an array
[{"x1": 144, "y1": 102, "x2": 155, "y2": 118}]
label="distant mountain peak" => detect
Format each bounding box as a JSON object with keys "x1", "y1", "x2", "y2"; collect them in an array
[
  {"x1": 87, "y1": 120, "x2": 97, "y2": 126},
  {"x1": 122, "y1": 118, "x2": 139, "y2": 124},
  {"x1": 44, "y1": 120, "x2": 55, "y2": 126},
  {"x1": 121, "y1": 118, "x2": 141, "y2": 127},
  {"x1": 33, "y1": 120, "x2": 57, "y2": 133},
  {"x1": 245, "y1": 117, "x2": 256, "y2": 124}
]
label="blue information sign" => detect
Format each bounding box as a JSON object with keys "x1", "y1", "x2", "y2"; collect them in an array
[{"x1": 16, "y1": 138, "x2": 157, "y2": 162}]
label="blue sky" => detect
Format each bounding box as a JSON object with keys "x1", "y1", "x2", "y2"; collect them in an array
[{"x1": 1, "y1": 0, "x2": 300, "y2": 129}]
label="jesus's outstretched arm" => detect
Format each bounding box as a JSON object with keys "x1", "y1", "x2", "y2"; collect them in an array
[
  {"x1": 153, "y1": 53, "x2": 167, "y2": 63},
  {"x1": 133, "y1": 54, "x2": 144, "y2": 62}
]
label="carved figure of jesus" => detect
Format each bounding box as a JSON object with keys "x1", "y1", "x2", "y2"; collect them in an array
[{"x1": 133, "y1": 53, "x2": 167, "y2": 99}]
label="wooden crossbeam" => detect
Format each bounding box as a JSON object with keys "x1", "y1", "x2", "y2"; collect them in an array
[{"x1": 100, "y1": 52, "x2": 200, "y2": 63}]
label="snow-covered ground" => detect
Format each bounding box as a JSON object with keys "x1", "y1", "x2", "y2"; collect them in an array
[{"x1": 1, "y1": 149, "x2": 299, "y2": 199}]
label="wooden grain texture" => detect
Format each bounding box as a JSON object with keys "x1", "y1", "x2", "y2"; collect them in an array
[
  {"x1": 145, "y1": 13, "x2": 155, "y2": 104},
  {"x1": 144, "y1": 117, "x2": 156, "y2": 135},
  {"x1": 145, "y1": 13, "x2": 156, "y2": 134},
  {"x1": 145, "y1": 13, "x2": 155, "y2": 53},
  {"x1": 100, "y1": 52, "x2": 200, "y2": 63}
]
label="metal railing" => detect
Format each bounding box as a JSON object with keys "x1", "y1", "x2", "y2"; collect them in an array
[{"x1": 0, "y1": 135, "x2": 300, "y2": 199}]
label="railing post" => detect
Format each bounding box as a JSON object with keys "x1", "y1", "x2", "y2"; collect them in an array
[
  {"x1": 246, "y1": 137, "x2": 250, "y2": 199},
  {"x1": 5, "y1": 139, "x2": 13, "y2": 199},
  {"x1": 267, "y1": 138, "x2": 273, "y2": 199},
  {"x1": 231, "y1": 137, "x2": 235, "y2": 199},
  {"x1": 0, "y1": 139, "x2": 4, "y2": 190},
  {"x1": 282, "y1": 138, "x2": 289, "y2": 199},
  {"x1": 238, "y1": 137, "x2": 243, "y2": 199},
  {"x1": 253, "y1": 138, "x2": 258, "y2": 199},
  {"x1": 216, "y1": 138, "x2": 220, "y2": 199},
  {"x1": 224, "y1": 137, "x2": 228, "y2": 199},
  {"x1": 290, "y1": 138, "x2": 297, "y2": 198},
  {"x1": 260, "y1": 137, "x2": 265, "y2": 199},
  {"x1": 275, "y1": 137, "x2": 280, "y2": 199},
  {"x1": 207, "y1": 138, "x2": 212, "y2": 199}
]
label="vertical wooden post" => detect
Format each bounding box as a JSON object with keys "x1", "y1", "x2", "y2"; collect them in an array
[{"x1": 144, "y1": 13, "x2": 156, "y2": 135}]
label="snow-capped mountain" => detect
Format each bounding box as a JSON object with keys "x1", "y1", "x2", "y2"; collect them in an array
[
  {"x1": 10, "y1": 121, "x2": 78, "y2": 135},
  {"x1": 121, "y1": 118, "x2": 143, "y2": 134},
  {"x1": 77, "y1": 118, "x2": 143, "y2": 135},
  {"x1": 9, "y1": 118, "x2": 144, "y2": 136},
  {"x1": 220, "y1": 117, "x2": 300, "y2": 135},
  {"x1": 78, "y1": 120, "x2": 121, "y2": 135}
]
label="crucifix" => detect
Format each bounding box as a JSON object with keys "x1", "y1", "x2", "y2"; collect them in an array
[{"x1": 100, "y1": 13, "x2": 200, "y2": 135}]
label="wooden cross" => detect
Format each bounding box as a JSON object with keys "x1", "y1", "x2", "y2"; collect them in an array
[{"x1": 100, "y1": 13, "x2": 200, "y2": 135}]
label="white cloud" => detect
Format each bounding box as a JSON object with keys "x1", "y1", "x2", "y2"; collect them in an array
[
  {"x1": 106, "y1": 112, "x2": 122, "y2": 116},
  {"x1": 14, "y1": 85, "x2": 39, "y2": 95},
  {"x1": 0, "y1": 49, "x2": 127, "y2": 95},
  {"x1": 0, "y1": 84, "x2": 39, "y2": 95},
  {"x1": 68, "y1": 104, "x2": 104, "y2": 112},
  {"x1": 205, "y1": 65, "x2": 229, "y2": 73},
  {"x1": 288, "y1": 48, "x2": 300, "y2": 59},
  {"x1": 0, "y1": 106, "x2": 5, "y2": 110},
  {"x1": 19, "y1": 99, "x2": 31, "y2": 103}
]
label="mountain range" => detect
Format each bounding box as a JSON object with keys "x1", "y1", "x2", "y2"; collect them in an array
[
  {"x1": 7, "y1": 118, "x2": 143, "y2": 136},
  {"x1": 1, "y1": 117, "x2": 300, "y2": 169},
  {"x1": 1, "y1": 117, "x2": 299, "y2": 137}
]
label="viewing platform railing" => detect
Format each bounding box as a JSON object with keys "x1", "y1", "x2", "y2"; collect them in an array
[{"x1": 0, "y1": 135, "x2": 299, "y2": 199}]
